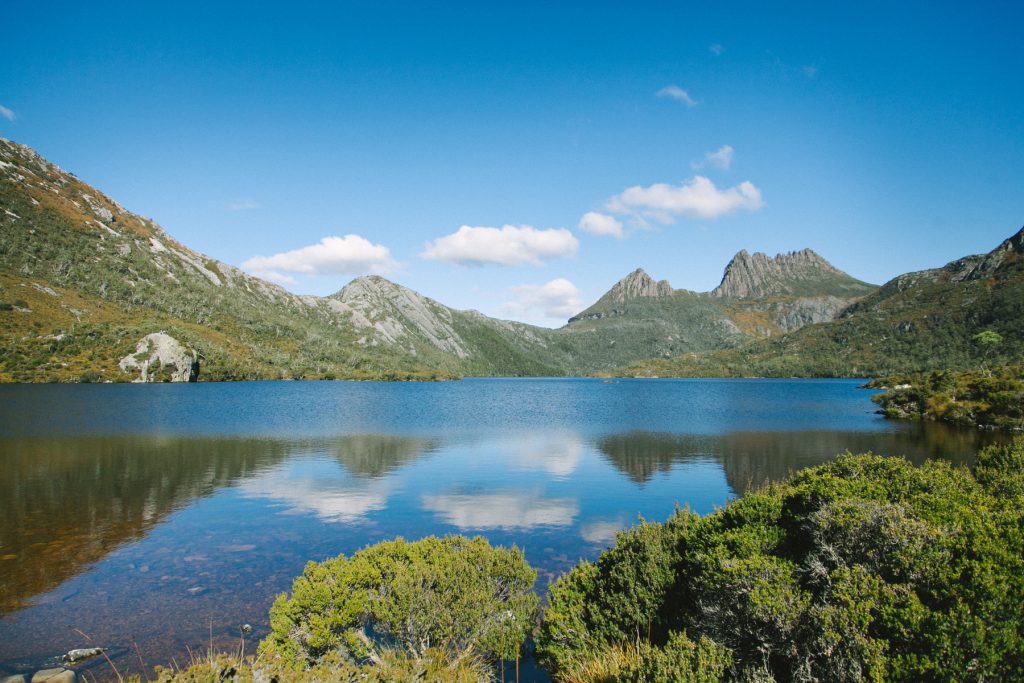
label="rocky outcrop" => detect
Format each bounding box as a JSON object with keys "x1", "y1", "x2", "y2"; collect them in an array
[
  {"x1": 118, "y1": 332, "x2": 199, "y2": 382},
  {"x1": 325, "y1": 276, "x2": 471, "y2": 358},
  {"x1": 569, "y1": 269, "x2": 674, "y2": 323},
  {"x1": 711, "y1": 248, "x2": 871, "y2": 299},
  {"x1": 604, "y1": 268, "x2": 674, "y2": 303},
  {"x1": 767, "y1": 296, "x2": 853, "y2": 333}
]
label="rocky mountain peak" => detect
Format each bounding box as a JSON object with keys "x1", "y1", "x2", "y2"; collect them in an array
[
  {"x1": 605, "y1": 268, "x2": 674, "y2": 304},
  {"x1": 711, "y1": 248, "x2": 865, "y2": 299}
]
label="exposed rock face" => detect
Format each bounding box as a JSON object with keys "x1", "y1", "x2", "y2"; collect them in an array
[
  {"x1": 765, "y1": 296, "x2": 852, "y2": 333},
  {"x1": 119, "y1": 332, "x2": 199, "y2": 382},
  {"x1": 569, "y1": 268, "x2": 674, "y2": 323},
  {"x1": 604, "y1": 268, "x2": 674, "y2": 303},
  {"x1": 712, "y1": 248, "x2": 864, "y2": 299},
  {"x1": 325, "y1": 275, "x2": 471, "y2": 358}
]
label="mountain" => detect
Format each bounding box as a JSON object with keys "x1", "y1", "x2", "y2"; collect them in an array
[
  {"x1": 0, "y1": 137, "x2": 885, "y2": 381},
  {"x1": 0, "y1": 137, "x2": 464, "y2": 381},
  {"x1": 557, "y1": 255, "x2": 876, "y2": 373},
  {"x1": 617, "y1": 227, "x2": 1024, "y2": 377},
  {"x1": 711, "y1": 248, "x2": 875, "y2": 299},
  {"x1": 0, "y1": 138, "x2": 579, "y2": 380}
]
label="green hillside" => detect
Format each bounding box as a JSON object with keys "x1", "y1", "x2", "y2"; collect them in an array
[{"x1": 616, "y1": 227, "x2": 1024, "y2": 377}]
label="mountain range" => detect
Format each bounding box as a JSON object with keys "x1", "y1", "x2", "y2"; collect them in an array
[{"x1": 0, "y1": 137, "x2": 1020, "y2": 381}]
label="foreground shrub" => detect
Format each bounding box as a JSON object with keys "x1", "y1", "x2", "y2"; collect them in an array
[
  {"x1": 538, "y1": 443, "x2": 1024, "y2": 681},
  {"x1": 152, "y1": 647, "x2": 492, "y2": 682},
  {"x1": 257, "y1": 535, "x2": 537, "y2": 674}
]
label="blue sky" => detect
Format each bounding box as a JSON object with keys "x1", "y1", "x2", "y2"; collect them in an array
[{"x1": 2, "y1": 1, "x2": 1022, "y2": 326}]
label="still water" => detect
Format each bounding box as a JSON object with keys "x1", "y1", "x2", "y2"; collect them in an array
[{"x1": 0, "y1": 379, "x2": 1003, "y2": 679}]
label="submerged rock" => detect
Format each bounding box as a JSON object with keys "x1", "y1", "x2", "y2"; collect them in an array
[
  {"x1": 30, "y1": 670, "x2": 75, "y2": 683},
  {"x1": 60, "y1": 648, "x2": 103, "y2": 663},
  {"x1": 118, "y1": 332, "x2": 199, "y2": 382}
]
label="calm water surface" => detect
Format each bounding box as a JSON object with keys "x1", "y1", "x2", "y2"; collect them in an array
[{"x1": 0, "y1": 379, "x2": 1004, "y2": 679}]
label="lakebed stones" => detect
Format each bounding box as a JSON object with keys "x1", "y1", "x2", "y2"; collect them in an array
[
  {"x1": 118, "y1": 332, "x2": 199, "y2": 382},
  {"x1": 30, "y1": 670, "x2": 75, "y2": 683}
]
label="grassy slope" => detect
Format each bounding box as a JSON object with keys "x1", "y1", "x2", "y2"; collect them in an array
[{"x1": 0, "y1": 139, "x2": 455, "y2": 381}]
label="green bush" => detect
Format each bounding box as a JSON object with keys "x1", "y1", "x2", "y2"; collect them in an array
[
  {"x1": 258, "y1": 535, "x2": 537, "y2": 672},
  {"x1": 538, "y1": 446, "x2": 1024, "y2": 681}
]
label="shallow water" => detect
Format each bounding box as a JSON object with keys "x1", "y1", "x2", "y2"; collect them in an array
[{"x1": 0, "y1": 379, "x2": 1003, "y2": 679}]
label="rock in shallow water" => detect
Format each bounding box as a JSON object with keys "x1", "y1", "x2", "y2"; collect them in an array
[{"x1": 30, "y1": 669, "x2": 75, "y2": 683}]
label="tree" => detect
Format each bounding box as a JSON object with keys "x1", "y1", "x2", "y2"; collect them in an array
[
  {"x1": 258, "y1": 535, "x2": 537, "y2": 674},
  {"x1": 973, "y1": 329, "x2": 1003, "y2": 374}
]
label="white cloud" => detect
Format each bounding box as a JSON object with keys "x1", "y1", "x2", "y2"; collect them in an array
[
  {"x1": 0, "y1": 105, "x2": 14, "y2": 122},
  {"x1": 242, "y1": 234, "x2": 396, "y2": 281},
  {"x1": 502, "y1": 278, "x2": 584, "y2": 321},
  {"x1": 692, "y1": 144, "x2": 734, "y2": 171},
  {"x1": 655, "y1": 85, "x2": 698, "y2": 107},
  {"x1": 256, "y1": 270, "x2": 297, "y2": 286},
  {"x1": 606, "y1": 176, "x2": 763, "y2": 223},
  {"x1": 421, "y1": 224, "x2": 578, "y2": 266},
  {"x1": 709, "y1": 44, "x2": 724, "y2": 56},
  {"x1": 422, "y1": 491, "x2": 578, "y2": 530},
  {"x1": 578, "y1": 211, "x2": 624, "y2": 238},
  {"x1": 226, "y1": 198, "x2": 260, "y2": 210},
  {"x1": 803, "y1": 65, "x2": 819, "y2": 77}
]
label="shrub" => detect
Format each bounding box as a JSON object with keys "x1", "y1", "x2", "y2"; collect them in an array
[
  {"x1": 538, "y1": 452, "x2": 1024, "y2": 682},
  {"x1": 258, "y1": 535, "x2": 537, "y2": 672}
]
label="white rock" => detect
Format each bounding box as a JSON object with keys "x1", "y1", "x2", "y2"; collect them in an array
[{"x1": 119, "y1": 332, "x2": 199, "y2": 382}]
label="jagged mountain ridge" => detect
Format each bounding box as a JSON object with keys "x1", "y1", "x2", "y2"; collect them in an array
[
  {"x1": 711, "y1": 248, "x2": 875, "y2": 299},
  {"x1": 1, "y1": 137, "x2": 884, "y2": 380},
  {"x1": 559, "y1": 250, "x2": 877, "y2": 371},
  {"x1": 617, "y1": 226, "x2": 1024, "y2": 377}
]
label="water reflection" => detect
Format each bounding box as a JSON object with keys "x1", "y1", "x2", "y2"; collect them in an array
[
  {"x1": 598, "y1": 424, "x2": 997, "y2": 492},
  {"x1": 507, "y1": 431, "x2": 583, "y2": 478},
  {"x1": 0, "y1": 436, "x2": 288, "y2": 614},
  {"x1": 421, "y1": 491, "x2": 579, "y2": 530},
  {"x1": 328, "y1": 434, "x2": 438, "y2": 478}
]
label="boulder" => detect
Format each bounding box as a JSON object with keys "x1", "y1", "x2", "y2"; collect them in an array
[{"x1": 119, "y1": 332, "x2": 199, "y2": 382}]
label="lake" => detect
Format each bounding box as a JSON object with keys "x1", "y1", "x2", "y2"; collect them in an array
[{"x1": 0, "y1": 378, "x2": 1004, "y2": 680}]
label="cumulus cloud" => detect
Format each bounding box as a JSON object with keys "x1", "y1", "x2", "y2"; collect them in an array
[
  {"x1": 656, "y1": 85, "x2": 698, "y2": 107},
  {"x1": 692, "y1": 144, "x2": 734, "y2": 171},
  {"x1": 578, "y1": 211, "x2": 624, "y2": 238},
  {"x1": 242, "y1": 234, "x2": 396, "y2": 282},
  {"x1": 606, "y1": 176, "x2": 763, "y2": 223},
  {"x1": 502, "y1": 278, "x2": 584, "y2": 320},
  {"x1": 0, "y1": 105, "x2": 15, "y2": 121},
  {"x1": 226, "y1": 198, "x2": 260, "y2": 210},
  {"x1": 421, "y1": 224, "x2": 578, "y2": 266},
  {"x1": 709, "y1": 44, "x2": 724, "y2": 56}
]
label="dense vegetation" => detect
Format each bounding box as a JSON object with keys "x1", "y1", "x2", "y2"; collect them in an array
[
  {"x1": 538, "y1": 442, "x2": 1024, "y2": 681},
  {"x1": 869, "y1": 363, "x2": 1024, "y2": 430}
]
